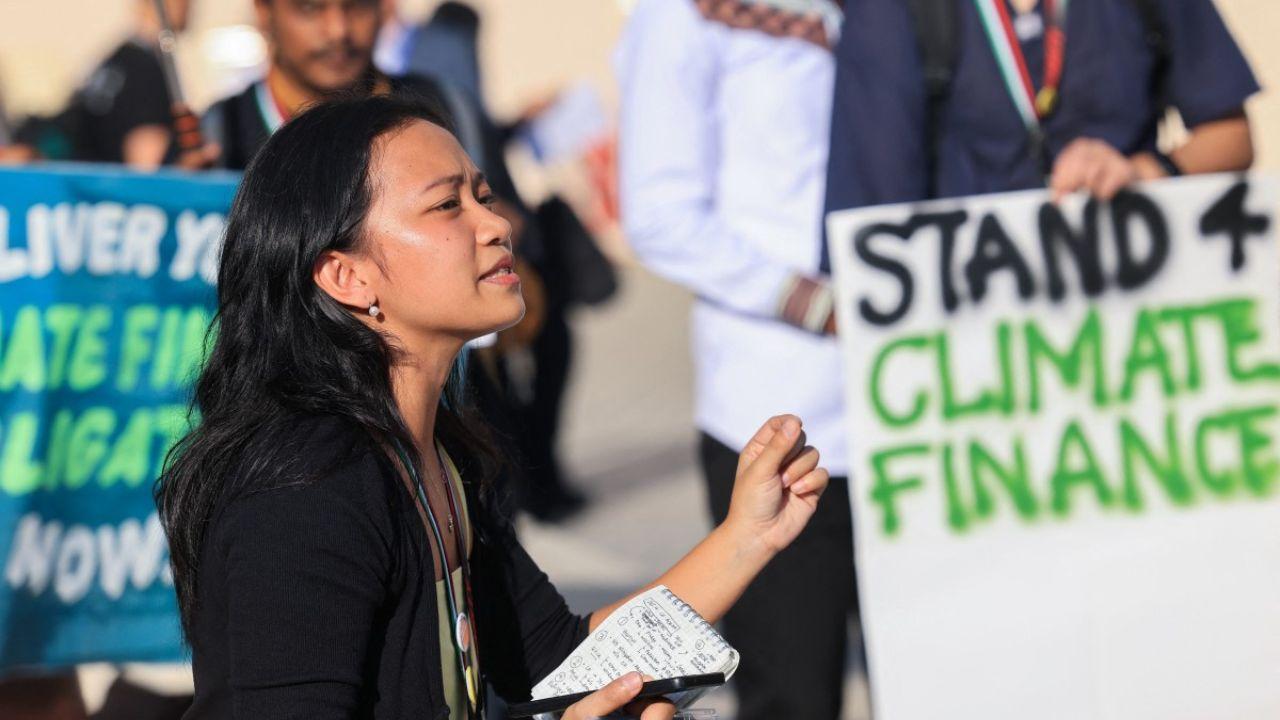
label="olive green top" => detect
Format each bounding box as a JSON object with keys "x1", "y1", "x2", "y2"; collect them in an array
[{"x1": 435, "y1": 445, "x2": 474, "y2": 720}]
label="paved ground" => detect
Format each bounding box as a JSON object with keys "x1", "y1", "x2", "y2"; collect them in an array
[{"x1": 515, "y1": 266, "x2": 872, "y2": 719}]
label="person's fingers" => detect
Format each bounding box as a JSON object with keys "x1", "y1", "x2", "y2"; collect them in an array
[
  {"x1": 780, "y1": 446, "x2": 820, "y2": 488},
  {"x1": 789, "y1": 467, "x2": 830, "y2": 497},
  {"x1": 1094, "y1": 158, "x2": 1134, "y2": 201},
  {"x1": 636, "y1": 698, "x2": 679, "y2": 720},
  {"x1": 564, "y1": 672, "x2": 643, "y2": 720},
  {"x1": 757, "y1": 416, "x2": 790, "y2": 444},
  {"x1": 740, "y1": 415, "x2": 787, "y2": 468},
  {"x1": 621, "y1": 674, "x2": 676, "y2": 719},
  {"x1": 1083, "y1": 151, "x2": 1111, "y2": 197},
  {"x1": 1056, "y1": 138, "x2": 1112, "y2": 200},
  {"x1": 1049, "y1": 143, "x2": 1088, "y2": 202},
  {"x1": 1092, "y1": 165, "x2": 1121, "y2": 201},
  {"x1": 743, "y1": 414, "x2": 803, "y2": 483},
  {"x1": 781, "y1": 429, "x2": 808, "y2": 469}
]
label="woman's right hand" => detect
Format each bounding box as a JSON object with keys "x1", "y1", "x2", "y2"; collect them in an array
[
  {"x1": 723, "y1": 414, "x2": 828, "y2": 556},
  {"x1": 562, "y1": 672, "x2": 676, "y2": 720}
]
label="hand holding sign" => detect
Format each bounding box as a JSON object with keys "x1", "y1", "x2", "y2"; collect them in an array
[
  {"x1": 1049, "y1": 137, "x2": 1144, "y2": 201},
  {"x1": 827, "y1": 173, "x2": 1280, "y2": 720}
]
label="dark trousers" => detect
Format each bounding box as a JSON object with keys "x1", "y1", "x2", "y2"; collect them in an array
[
  {"x1": 518, "y1": 300, "x2": 574, "y2": 497},
  {"x1": 700, "y1": 433, "x2": 859, "y2": 720}
]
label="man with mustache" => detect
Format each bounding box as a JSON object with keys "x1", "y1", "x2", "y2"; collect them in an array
[
  {"x1": 201, "y1": 0, "x2": 393, "y2": 169},
  {"x1": 202, "y1": 0, "x2": 510, "y2": 187},
  {"x1": 201, "y1": 0, "x2": 528, "y2": 263}
]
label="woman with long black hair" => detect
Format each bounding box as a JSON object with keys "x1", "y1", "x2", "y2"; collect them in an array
[{"x1": 155, "y1": 95, "x2": 831, "y2": 720}]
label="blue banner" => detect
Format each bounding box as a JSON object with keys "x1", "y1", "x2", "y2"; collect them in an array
[{"x1": 0, "y1": 163, "x2": 238, "y2": 670}]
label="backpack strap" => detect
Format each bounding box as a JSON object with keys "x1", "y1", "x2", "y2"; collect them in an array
[
  {"x1": 1129, "y1": 0, "x2": 1172, "y2": 113},
  {"x1": 904, "y1": 0, "x2": 958, "y2": 199}
]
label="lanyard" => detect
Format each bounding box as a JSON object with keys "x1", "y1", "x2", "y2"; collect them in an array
[
  {"x1": 393, "y1": 439, "x2": 483, "y2": 719},
  {"x1": 253, "y1": 80, "x2": 288, "y2": 134},
  {"x1": 972, "y1": 0, "x2": 1069, "y2": 138}
]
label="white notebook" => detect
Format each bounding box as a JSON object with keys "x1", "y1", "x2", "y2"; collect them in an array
[{"x1": 530, "y1": 586, "x2": 739, "y2": 704}]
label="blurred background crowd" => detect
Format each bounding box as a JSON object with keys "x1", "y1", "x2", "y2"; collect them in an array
[{"x1": 0, "y1": 0, "x2": 1277, "y2": 718}]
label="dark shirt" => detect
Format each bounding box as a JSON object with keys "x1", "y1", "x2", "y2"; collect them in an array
[
  {"x1": 184, "y1": 414, "x2": 588, "y2": 719},
  {"x1": 198, "y1": 81, "x2": 270, "y2": 172},
  {"x1": 824, "y1": 0, "x2": 1260, "y2": 216},
  {"x1": 201, "y1": 74, "x2": 452, "y2": 172},
  {"x1": 0, "y1": 98, "x2": 12, "y2": 145},
  {"x1": 66, "y1": 40, "x2": 172, "y2": 163}
]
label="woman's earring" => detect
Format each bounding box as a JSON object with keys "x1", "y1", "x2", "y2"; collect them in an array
[{"x1": 368, "y1": 304, "x2": 380, "y2": 318}]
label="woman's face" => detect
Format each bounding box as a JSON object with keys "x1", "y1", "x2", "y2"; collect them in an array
[{"x1": 359, "y1": 119, "x2": 523, "y2": 344}]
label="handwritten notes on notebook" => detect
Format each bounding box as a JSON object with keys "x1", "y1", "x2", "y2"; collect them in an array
[{"x1": 530, "y1": 586, "x2": 739, "y2": 701}]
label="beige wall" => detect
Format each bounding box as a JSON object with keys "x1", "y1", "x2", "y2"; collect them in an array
[
  {"x1": 1216, "y1": 1, "x2": 1279, "y2": 168},
  {"x1": 0, "y1": 0, "x2": 627, "y2": 123},
  {"x1": 0, "y1": 0, "x2": 1274, "y2": 165}
]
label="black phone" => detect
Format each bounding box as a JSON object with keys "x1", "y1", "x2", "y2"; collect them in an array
[{"x1": 506, "y1": 673, "x2": 726, "y2": 718}]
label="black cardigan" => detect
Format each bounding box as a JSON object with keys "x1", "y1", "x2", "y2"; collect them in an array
[{"x1": 183, "y1": 414, "x2": 589, "y2": 719}]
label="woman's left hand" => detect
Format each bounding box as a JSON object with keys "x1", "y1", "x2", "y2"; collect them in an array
[
  {"x1": 723, "y1": 414, "x2": 829, "y2": 555},
  {"x1": 560, "y1": 672, "x2": 676, "y2": 720}
]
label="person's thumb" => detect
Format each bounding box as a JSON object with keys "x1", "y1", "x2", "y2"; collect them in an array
[
  {"x1": 742, "y1": 414, "x2": 802, "y2": 484},
  {"x1": 565, "y1": 672, "x2": 643, "y2": 719}
]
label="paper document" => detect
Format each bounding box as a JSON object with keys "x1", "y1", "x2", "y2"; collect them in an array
[{"x1": 530, "y1": 585, "x2": 739, "y2": 701}]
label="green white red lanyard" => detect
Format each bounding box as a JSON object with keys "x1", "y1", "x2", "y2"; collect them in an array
[
  {"x1": 972, "y1": 0, "x2": 1070, "y2": 132},
  {"x1": 254, "y1": 81, "x2": 287, "y2": 134},
  {"x1": 393, "y1": 439, "x2": 483, "y2": 719}
]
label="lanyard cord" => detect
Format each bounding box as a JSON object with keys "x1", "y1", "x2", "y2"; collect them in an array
[
  {"x1": 972, "y1": 0, "x2": 1070, "y2": 130},
  {"x1": 392, "y1": 439, "x2": 482, "y2": 718},
  {"x1": 253, "y1": 81, "x2": 286, "y2": 134}
]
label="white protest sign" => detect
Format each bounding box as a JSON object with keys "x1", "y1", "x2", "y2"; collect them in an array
[{"x1": 827, "y1": 173, "x2": 1280, "y2": 720}]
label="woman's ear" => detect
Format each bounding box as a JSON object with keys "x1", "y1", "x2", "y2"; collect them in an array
[{"x1": 314, "y1": 250, "x2": 376, "y2": 311}]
